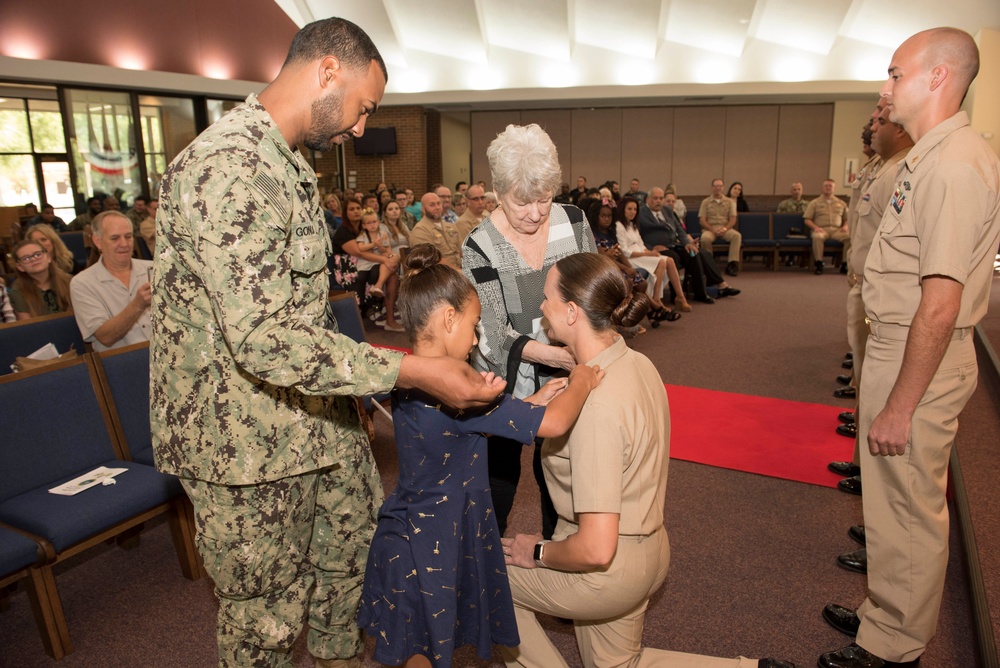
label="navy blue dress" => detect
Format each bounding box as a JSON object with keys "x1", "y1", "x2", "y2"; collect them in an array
[{"x1": 358, "y1": 390, "x2": 545, "y2": 667}]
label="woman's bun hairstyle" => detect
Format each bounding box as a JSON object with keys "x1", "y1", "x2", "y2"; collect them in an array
[
  {"x1": 555, "y1": 253, "x2": 650, "y2": 332},
  {"x1": 403, "y1": 244, "x2": 442, "y2": 277},
  {"x1": 610, "y1": 289, "x2": 651, "y2": 329}
]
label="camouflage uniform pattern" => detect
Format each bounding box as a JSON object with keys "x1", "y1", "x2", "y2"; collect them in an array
[
  {"x1": 153, "y1": 93, "x2": 401, "y2": 666},
  {"x1": 776, "y1": 198, "x2": 809, "y2": 214}
]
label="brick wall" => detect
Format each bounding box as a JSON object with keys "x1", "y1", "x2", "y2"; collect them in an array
[{"x1": 325, "y1": 105, "x2": 444, "y2": 196}]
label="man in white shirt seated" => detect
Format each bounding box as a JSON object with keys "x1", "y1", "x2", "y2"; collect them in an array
[{"x1": 70, "y1": 211, "x2": 152, "y2": 351}]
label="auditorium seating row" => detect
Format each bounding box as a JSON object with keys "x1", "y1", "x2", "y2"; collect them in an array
[
  {"x1": 0, "y1": 342, "x2": 201, "y2": 660},
  {"x1": 682, "y1": 211, "x2": 845, "y2": 269}
]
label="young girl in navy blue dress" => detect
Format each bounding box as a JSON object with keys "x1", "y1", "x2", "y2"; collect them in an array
[{"x1": 358, "y1": 244, "x2": 603, "y2": 668}]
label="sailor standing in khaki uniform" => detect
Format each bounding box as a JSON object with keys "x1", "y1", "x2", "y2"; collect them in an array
[{"x1": 820, "y1": 27, "x2": 1000, "y2": 668}]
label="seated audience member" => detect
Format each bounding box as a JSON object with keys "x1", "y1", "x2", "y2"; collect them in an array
[
  {"x1": 454, "y1": 180, "x2": 469, "y2": 195},
  {"x1": 553, "y1": 182, "x2": 572, "y2": 204},
  {"x1": 500, "y1": 253, "x2": 794, "y2": 668},
  {"x1": 0, "y1": 278, "x2": 15, "y2": 322},
  {"x1": 68, "y1": 196, "x2": 102, "y2": 231},
  {"x1": 625, "y1": 178, "x2": 647, "y2": 205},
  {"x1": 70, "y1": 211, "x2": 151, "y2": 351},
  {"x1": 804, "y1": 179, "x2": 849, "y2": 275},
  {"x1": 410, "y1": 192, "x2": 463, "y2": 269},
  {"x1": 433, "y1": 184, "x2": 459, "y2": 224},
  {"x1": 126, "y1": 195, "x2": 149, "y2": 230},
  {"x1": 352, "y1": 208, "x2": 403, "y2": 332},
  {"x1": 665, "y1": 183, "x2": 687, "y2": 218},
  {"x1": 699, "y1": 178, "x2": 743, "y2": 277},
  {"x1": 483, "y1": 191, "x2": 498, "y2": 214},
  {"x1": 586, "y1": 199, "x2": 650, "y2": 332},
  {"x1": 101, "y1": 194, "x2": 120, "y2": 212},
  {"x1": 404, "y1": 188, "x2": 422, "y2": 221},
  {"x1": 8, "y1": 239, "x2": 74, "y2": 320},
  {"x1": 451, "y1": 192, "x2": 468, "y2": 220},
  {"x1": 138, "y1": 198, "x2": 159, "y2": 255},
  {"x1": 777, "y1": 182, "x2": 808, "y2": 214},
  {"x1": 378, "y1": 189, "x2": 393, "y2": 212},
  {"x1": 329, "y1": 198, "x2": 364, "y2": 291},
  {"x1": 381, "y1": 200, "x2": 411, "y2": 262},
  {"x1": 361, "y1": 192, "x2": 380, "y2": 216},
  {"x1": 28, "y1": 203, "x2": 68, "y2": 232},
  {"x1": 26, "y1": 223, "x2": 76, "y2": 274},
  {"x1": 615, "y1": 196, "x2": 682, "y2": 323},
  {"x1": 728, "y1": 181, "x2": 750, "y2": 213},
  {"x1": 394, "y1": 190, "x2": 417, "y2": 228},
  {"x1": 322, "y1": 193, "x2": 342, "y2": 233},
  {"x1": 570, "y1": 175, "x2": 588, "y2": 204},
  {"x1": 638, "y1": 187, "x2": 716, "y2": 306},
  {"x1": 456, "y1": 184, "x2": 488, "y2": 240}
]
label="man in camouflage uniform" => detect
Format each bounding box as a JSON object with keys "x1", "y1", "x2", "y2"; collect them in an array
[
  {"x1": 152, "y1": 18, "x2": 502, "y2": 668},
  {"x1": 776, "y1": 182, "x2": 808, "y2": 214}
]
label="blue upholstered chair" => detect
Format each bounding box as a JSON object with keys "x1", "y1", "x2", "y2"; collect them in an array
[
  {"x1": 0, "y1": 524, "x2": 69, "y2": 659},
  {"x1": 772, "y1": 213, "x2": 811, "y2": 268},
  {"x1": 329, "y1": 291, "x2": 391, "y2": 420},
  {"x1": 0, "y1": 355, "x2": 200, "y2": 656},
  {"x1": 736, "y1": 213, "x2": 778, "y2": 269},
  {"x1": 58, "y1": 231, "x2": 88, "y2": 273},
  {"x1": 92, "y1": 342, "x2": 154, "y2": 466},
  {"x1": 0, "y1": 313, "x2": 87, "y2": 376}
]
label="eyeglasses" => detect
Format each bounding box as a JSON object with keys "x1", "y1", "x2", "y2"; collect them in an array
[{"x1": 16, "y1": 250, "x2": 47, "y2": 263}]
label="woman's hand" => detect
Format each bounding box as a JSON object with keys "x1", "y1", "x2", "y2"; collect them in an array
[
  {"x1": 569, "y1": 363, "x2": 604, "y2": 393},
  {"x1": 502, "y1": 533, "x2": 542, "y2": 569},
  {"x1": 526, "y1": 377, "x2": 570, "y2": 406}
]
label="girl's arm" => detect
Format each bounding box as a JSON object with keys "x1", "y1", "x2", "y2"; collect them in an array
[{"x1": 526, "y1": 363, "x2": 604, "y2": 437}]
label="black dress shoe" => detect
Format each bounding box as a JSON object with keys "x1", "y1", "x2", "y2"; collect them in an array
[
  {"x1": 834, "y1": 386, "x2": 857, "y2": 399},
  {"x1": 822, "y1": 604, "x2": 860, "y2": 636},
  {"x1": 849, "y1": 524, "x2": 866, "y2": 546},
  {"x1": 828, "y1": 461, "x2": 860, "y2": 477},
  {"x1": 819, "y1": 642, "x2": 919, "y2": 667},
  {"x1": 845, "y1": 352, "x2": 853, "y2": 360},
  {"x1": 695, "y1": 295, "x2": 716, "y2": 304},
  {"x1": 836, "y1": 423, "x2": 857, "y2": 438},
  {"x1": 717, "y1": 287, "x2": 741, "y2": 297},
  {"x1": 837, "y1": 548, "x2": 867, "y2": 573},
  {"x1": 815, "y1": 261, "x2": 825, "y2": 275},
  {"x1": 836, "y1": 374, "x2": 852, "y2": 385},
  {"x1": 726, "y1": 261, "x2": 739, "y2": 277},
  {"x1": 842, "y1": 359, "x2": 854, "y2": 369},
  {"x1": 838, "y1": 476, "x2": 862, "y2": 495},
  {"x1": 759, "y1": 660, "x2": 797, "y2": 668},
  {"x1": 838, "y1": 411, "x2": 856, "y2": 424}
]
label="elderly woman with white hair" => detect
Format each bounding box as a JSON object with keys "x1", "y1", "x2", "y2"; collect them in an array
[{"x1": 462, "y1": 123, "x2": 596, "y2": 540}]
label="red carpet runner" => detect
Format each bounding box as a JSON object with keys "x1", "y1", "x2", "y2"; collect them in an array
[{"x1": 665, "y1": 384, "x2": 854, "y2": 489}]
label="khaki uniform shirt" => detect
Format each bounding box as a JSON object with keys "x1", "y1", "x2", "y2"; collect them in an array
[
  {"x1": 804, "y1": 195, "x2": 847, "y2": 230},
  {"x1": 409, "y1": 218, "x2": 464, "y2": 268},
  {"x1": 455, "y1": 210, "x2": 485, "y2": 243},
  {"x1": 698, "y1": 197, "x2": 736, "y2": 228},
  {"x1": 849, "y1": 151, "x2": 909, "y2": 279},
  {"x1": 542, "y1": 338, "x2": 669, "y2": 538},
  {"x1": 863, "y1": 112, "x2": 1000, "y2": 329},
  {"x1": 152, "y1": 93, "x2": 403, "y2": 485}
]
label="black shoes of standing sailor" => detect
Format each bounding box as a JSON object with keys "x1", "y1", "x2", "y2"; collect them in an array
[
  {"x1": 838, "y1": 411, "x2": 856, "y2": 424},
  {"x1": 837, "y1": 548, "x2": 867, "y2": 574},
  {"x1": 758, "y1": 660, "x2": 797, "y2": 668},
  {"x1": 838, "y1": 475, "x2": 862, "y2": 496},
  {"x1": 842, "y1": 358, "x2": 854, "y2": 369},
  {"x1": 849, "y1": 524, "x2": 866, "y2": 546},
  {"x1": 822, "y1": 604, "x2": 860, "y2": 637},
  {"x1": 836, "y1": 423, "x2": 857, "y2": 438},
  {"x1": 828, "y1": 461, "x2": 860, "y2": 477},
  {"x1": 834, "y1": 386, "x2": 856, "y2": 399},
  {"x1": 836, "y1": 374, "x2": 852, "y2": 386},
  {"x1": 819, "y1": 643, "x2": 919, "y2": 667}
]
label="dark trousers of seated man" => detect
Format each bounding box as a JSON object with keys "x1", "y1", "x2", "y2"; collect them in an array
[{"x1": 658, "y1": 246, "x2": 722, "y2": 300}]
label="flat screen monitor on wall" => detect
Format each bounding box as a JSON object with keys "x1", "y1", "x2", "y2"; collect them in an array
[{"x1": 353, "y1": 127, "x2": 397, "y2": 155}]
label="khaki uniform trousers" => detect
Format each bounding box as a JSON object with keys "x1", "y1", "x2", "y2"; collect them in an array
[
  {"x1": 856, "y1": 324, "x2": 977, "y2": 663},
  {"x1": 181, "y1": 450, "x2": 381, "y2": 668},
  {"x1": 700, "y1": 228, "x2": 742, "y2": 264},
  {"x1": 845, "y1": 281, "x2": 868, "y2": 465},
  {"x1": 502, "y1": 526, "x2": 757, "y2": 668},
  {"x1": 811, "y1": 227, "x2": 851, "y2": 266}
]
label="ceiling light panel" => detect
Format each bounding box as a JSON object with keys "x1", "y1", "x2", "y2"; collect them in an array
[
  {"x1": 384, "y1": 0, "x2": 488, "y2": 63},
  {"x1": 573, "y1": 0, "x2": 662, "y2": 59},
  {"x1": 753, "y1": 0, "x2": 852, "y2": 55},
  {"x1": 664, "y1": 0, "x2": 756, "y2": 57},
  {"x1": 839, "y1": 0, "x2": 1000, "y2": 51},
  {"x1": 479, "y1": 0, "x2": 571, "y2": 61}
]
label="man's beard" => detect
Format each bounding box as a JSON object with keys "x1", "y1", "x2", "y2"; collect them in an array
[{"x1": 304, "y1": 88, "x2": 350, "y2": 152}]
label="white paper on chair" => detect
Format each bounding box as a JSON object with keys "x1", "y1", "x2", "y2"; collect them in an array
[
  {"x1": 49, "y1": 467, "x2": 128, "y2": 496},
  {"x1": 9, "y1": 342, "x2": 61, "y2": 373}
]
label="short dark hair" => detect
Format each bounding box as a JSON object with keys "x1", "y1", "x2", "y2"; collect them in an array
[
  {"x1": 133, "y1": 195, "x2": 148, "y2": 205},
  {"x1": 284, "y1": 17, "x2": 388, "y2": 83},
  {"x1": 454, "y1": 181, "x2": 467, "y2": 191}
]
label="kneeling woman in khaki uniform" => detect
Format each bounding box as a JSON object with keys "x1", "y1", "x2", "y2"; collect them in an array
[{"x1": 500, "y1": 253, "x2": 793, "y2": 668}]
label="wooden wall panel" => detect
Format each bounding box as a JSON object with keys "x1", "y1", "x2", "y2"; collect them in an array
[
  {"x1": 520, "y1": 109, "x2": 573, "y2": 189},
  {"x1": 470, "y1": 111, "x2": 521, "y2": 189},
  {"x1": 621, "y1": 107, "x2": 675, "y2": 191},
  {"x1": 672, "y1": 107, "x2": 727, "y2": 195},
  {"x1": 775, "y1": 104, "x2": 834, "y2": 195},
  {"x1": 570, "y1": 108, "x2": 622, "y2": 190},
  {"x1": 723, "y1": 105, "x2": 779, "y2": 196}
]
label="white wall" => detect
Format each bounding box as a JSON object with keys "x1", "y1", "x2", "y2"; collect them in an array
[
  {"x1": 829, "y1": 99, "x2": 879, "y2": 197},
  {"x1": 440, "y1": 112, "x2": 471, "y2": 193}
]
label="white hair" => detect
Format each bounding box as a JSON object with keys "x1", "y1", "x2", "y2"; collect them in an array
[{"x1": 487, "y1": 124, "x2": 562, "y2": 202}]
